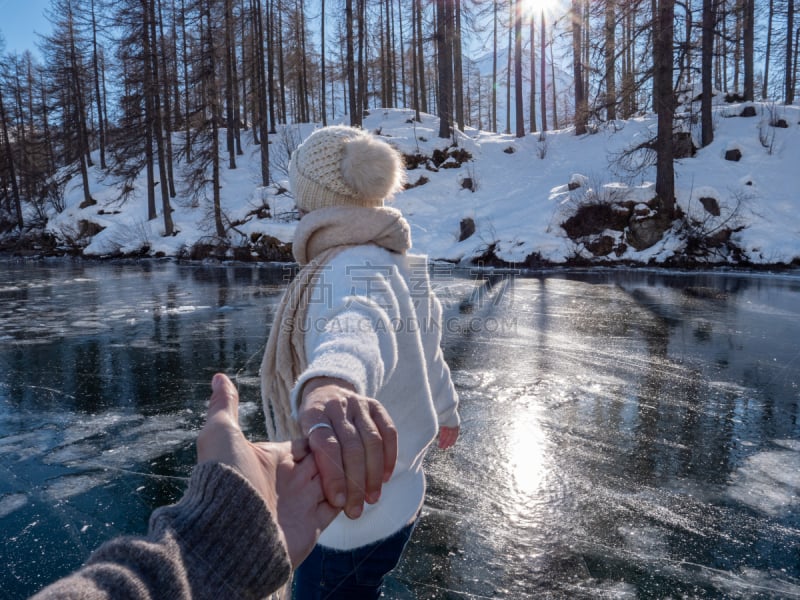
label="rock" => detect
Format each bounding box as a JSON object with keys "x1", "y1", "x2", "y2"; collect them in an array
[
  {"x1": 568, "y1": 173, "x2": 589, "y2": 191},
  {"x1": 78, "y1": 220, "x2": 104, "y2": 238},
  {"x1": 725, "y1": 92, "x2": 746, "y2": 103},
  {"x1": 674, "y1": 132, "x2": 696, "y2": 158},
  {"x1": 699, "y1": 196, "x2": 721, "y2": 216},
  {"x1": 740, "y1": 105, "x2": 757, "y2": 117},
  {"x1": 562, "y1": 203, "x2": 630, "y2": 239},
  {"x1": 459, "y1": 217, "x2": 476, "y2": 241},
  {"x1": 626, "y1": 215, "x2": 666, "y2": 250},
  {"x1": 584, "y1": 235, "x2": 615, "y2": 256},
  {"x1": 725, "y1": 148, "x2": 742, "y2": 162}
]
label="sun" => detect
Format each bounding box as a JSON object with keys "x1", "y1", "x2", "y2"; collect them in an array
[{"x1": 518, "y1": 0, "x2": 566, "y2": 20}]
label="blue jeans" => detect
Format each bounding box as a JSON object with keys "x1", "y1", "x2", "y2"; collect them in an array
[{"x1": 292, "y1": 520, "x2": 417, "y2": 600}]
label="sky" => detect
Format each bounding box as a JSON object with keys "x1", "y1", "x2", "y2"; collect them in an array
[
  {"x1": 41, "y1": 102, "x2": 800, "y2": 267},
  {"x1": 0, "y1": 0, "x2": 51, "y2": 55}
]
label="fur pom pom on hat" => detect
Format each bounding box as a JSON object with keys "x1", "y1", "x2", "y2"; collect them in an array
[{"x1": 289, "y1": 125, "x2": 407, "y2": 212}]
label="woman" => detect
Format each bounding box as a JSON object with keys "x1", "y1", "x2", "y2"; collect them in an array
[{"x1": 261, "y1": 125, "x2": 461, "y2": 599}]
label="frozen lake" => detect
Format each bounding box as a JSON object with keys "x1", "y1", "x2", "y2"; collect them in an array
[{"x1": 1, "y1": 260, "x2": 799, "y2": 599}]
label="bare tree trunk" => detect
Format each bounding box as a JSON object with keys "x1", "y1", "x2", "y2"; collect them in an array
[
  {"x1": 66, "y1": 7, "x2": 94, "y2": 208},
  {"x1": 550, "y1": 27, "x2": 558, "y2": 127},
  {"x1": 492, "y1": 0, "x2": 498, "y2": 132},
  {"x1": 180, "y1": 0, "x2": 191, "y2": 160},
  {"x1": 171, "y1": 0, "x2": 182, "y2": 131},
  {"x1": 514, "y1": 0, "x2": 524, "y2": 137},
  {"x1": 721, "y1": 2, "x2": 728, "y2": 92},
  {"x1": 277, "y1": 5, "x2": 287, "y2": 123},
  {"x1": 682, "y1": 1, "x2": 691, "y2": 90},
  {"x1": 529, "y1": 11, "x2": 536, "y2": 132},
  {"x1": 572, "y1": 0, "x2": 587, "y2": 134},
  {"x1": 540, "y1": 10, "x2": 547, "y2": 131},
  {"x1": 651, "y1": 0, "x2": 660, "y2": 105},
  {"x1": 158, "y1": 0, "x2": 177, "y2": 197},
  {"x1": 297, "y1": 0, "x2": 310, "y2": 121},
  {"x1": 654, "y1": 0, "x2": 676, "y2": 216},
  {"x1": 201, "y1": 0, "x2": 225, "y2": 237},
  {"x1": 622, "y1": 3, "x2": 635, "y2": 117},
  {"x1": 380, "y1": 0, "x2": 389, "y2": 106},
  {"x1": 90, "y1": 0, "x2": 107, "y2": 169},
  {"x1": 453, "y1": 0, "x2": 464, "y2": 130},
  {"x1": 411, "y1": 0, "x2": 420, "y2": 119},
  {"x1": 148, "y1": 0, "x2": 174, "y2": 235},
  {"x1": 733, "y1": 0, "x2": 741, "y2": 93},
  {"x1": 390, "y1": 0, "x2": 398, "y2": 107},
  {"x1": 415, "y1": 0, "x2": 427, "y2": 114},
  {"x1": 225, "y1": 0, "x2": 237, "y2": 167},
  {"x1": 792, "y1": 27, "x2": 800, "y2": 96},
  {"x1": 786, "y1": 0, "x2": 795, "y2": 104},
  {"x1": 505, "y1": 0, "x2": 512, "y2": 134},
  {"x1": 321, "y1": 0, "x2": 327, "y2": 124},
  {"x1": 358, "y1": 0, "x2": 367, "y2": 118},
  {"x1": 253, "y1": 0, "x2": 269, "y2": 185},
  {"x1": 345, "y1": 0, "x2": 358, "y2": 122},
  {"x1": 266, "y1": 0, "x2": 277, "y2": 131},
  {"x1": 398, "y1": 0, "x2": 406, "y2": 107},
  {"x1": 583, "y1": 0, "x2": 589, "y2": 103},
  {"x1": 0, "y1": 90, "x2": 23, "y2": 229},
  {"x1": 743, "y1": 0, "x2": 754, "y2": 100},
  {"x1": 701, "y1": 0, "x2": 715, "y2": 147},
  {"x1": 763, "y1": 0, "x2": 774, "y2": 99},
  {"x1": 143, "y1": 0, "x2": 157, "y2": 219},
  {"x1": 436, "y1": 0, "x2": 453, "y2": 138},
  {"x1": 605, "y1": 0, "x2": 617, "y2": 120}
]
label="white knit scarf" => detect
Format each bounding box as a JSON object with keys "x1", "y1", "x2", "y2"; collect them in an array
[{"x1": 260, "y1": 206, "x2": 411, "y2": 441}]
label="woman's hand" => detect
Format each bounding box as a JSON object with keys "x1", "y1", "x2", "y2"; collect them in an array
[
  {"x1": 438, "y1": 425, "x2": 459, "y2": 449},
  {"x1": 197, "y1": 373, "x2": 339, "y2": 566},
  {"x1": 298, "y1": 377, "x2": 398, "y2": 520}
]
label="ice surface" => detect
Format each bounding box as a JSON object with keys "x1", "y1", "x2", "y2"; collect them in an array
[
  {"x1": 0, "y1": 494, "x2": 28, "y2": 518},
  {"x1": 727, "y1": 447, "x2": 800, "y2": 517}
]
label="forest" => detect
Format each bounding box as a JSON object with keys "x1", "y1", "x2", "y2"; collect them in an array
[{"x1": 0, "y1": 0, "x2": 798, "y2": 246}]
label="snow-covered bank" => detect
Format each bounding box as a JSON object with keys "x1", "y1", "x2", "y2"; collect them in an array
[{"x1": 6, "y1": 104, "x2": 800, "y2": 268}]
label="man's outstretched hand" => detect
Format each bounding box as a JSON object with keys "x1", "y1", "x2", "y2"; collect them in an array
[{"x1": 197, "y1": 373, "x2": 339, "y2": 566}]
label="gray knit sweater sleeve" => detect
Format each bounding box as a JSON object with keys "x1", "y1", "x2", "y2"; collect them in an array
[{"x1": 31, "y1": 462, "x2": 291, "y2": 600}]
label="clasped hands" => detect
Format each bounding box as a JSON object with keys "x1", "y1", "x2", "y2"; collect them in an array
[
  {"x1": 197, "y1": 373, "x2": 456, "y2": 567},
  {"x1": 298, "y1": 376, "x2": 459, "y2": 518}
]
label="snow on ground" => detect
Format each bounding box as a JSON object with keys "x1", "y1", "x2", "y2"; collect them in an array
[{"x1": 42, "y1": 103, "x2": 800, "y2": 266}]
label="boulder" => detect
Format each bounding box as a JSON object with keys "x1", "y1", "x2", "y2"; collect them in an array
[
  {"x1": 459, "y1": 217, "x2": 476, "y2": 241},
  {"x1": 626, "y1": 215, "x2": 666, "y2": 251},
  {"x1": 725, "y1": 148, "x2": 742, "y2": 162},
  {"x1": 699, "y1": 196, "x2": 721, "y2": 216},
  {"x1": 584, "y1": 235, "x2": 615, "y2": 257}
]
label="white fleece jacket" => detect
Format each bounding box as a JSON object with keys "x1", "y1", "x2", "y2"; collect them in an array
[{"x1": 289, "y1": 244, "x2": 460, "y2": 550}]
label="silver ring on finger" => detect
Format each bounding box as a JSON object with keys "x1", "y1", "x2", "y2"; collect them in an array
[{"x1": 306, "y1": 422, "x2": 335, "y2": 437}]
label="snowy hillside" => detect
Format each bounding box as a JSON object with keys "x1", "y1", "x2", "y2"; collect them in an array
[{"x1": 37, "y1": 103, "x2": 800, "y2": 267}]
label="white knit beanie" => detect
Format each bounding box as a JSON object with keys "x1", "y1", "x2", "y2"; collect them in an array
[{"x1": 289, "y1": 126, "x2": 407, "y2": 213}]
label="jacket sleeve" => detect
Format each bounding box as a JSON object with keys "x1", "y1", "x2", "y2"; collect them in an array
[
  {"x1": 423, "y1": 292, "x2": 460, "y2": 428},
  {"x1": 31, "y1": 462, "x2": 291, "y2": 600},
  {"x1": 291, "y1": 259, "x2": 401, "y2": 413}
]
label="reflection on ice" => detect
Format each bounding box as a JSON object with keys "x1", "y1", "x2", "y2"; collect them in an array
[
  {"x1": 2, "y1": 407, "x2": 196, "y2": 503},
  {"x1": 711, "y1": 567, "x2": 800, "y2": 599},
  {"x1": 45, "y1": 474, "x2": 114, "y2": 502},
  {"x1": 0, "y1": 494, "x2": 28, "y2": 518},
  {"x1": 727, "y1": 443, "x2": 800, "y2": 516}
]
